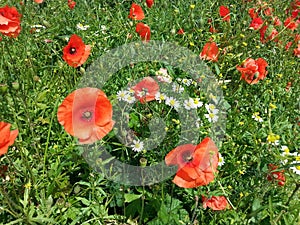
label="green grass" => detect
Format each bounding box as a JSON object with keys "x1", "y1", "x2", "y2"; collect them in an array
[{"x1": 0, "y1": 0, "x2": 299, "y2": 224}]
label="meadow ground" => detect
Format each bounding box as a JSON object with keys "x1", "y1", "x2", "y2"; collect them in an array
[{"x1": 0, "y1": 0, "x2": 299, "y2": 224}]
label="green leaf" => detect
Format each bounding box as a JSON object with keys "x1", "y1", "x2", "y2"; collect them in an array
[{"x1": 124, "y1": 193, "x2": 142, "y2": 203}]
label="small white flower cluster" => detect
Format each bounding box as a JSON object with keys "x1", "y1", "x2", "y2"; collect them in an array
[
  {"x1": 280, "y1": 146, "x2": 300, "y2": 175},
  {"x1": 117, "y1": 88, "x2": 136, "y2": 104},
  {"x1": 155, "y1": 68, "x2": 172, "y2": 83},
  {"x1": 177, "y1": 78, "x2": 197, "y2": 87},
  {"x1": 204, "y1": 103, "x2": 219, "y2": 122},
  {"x1": 76, "y1": 23, "x2": 90, "y2": 31},
  {"x1": 252, "y1": 112, "x2": 263, "y2": 122}
]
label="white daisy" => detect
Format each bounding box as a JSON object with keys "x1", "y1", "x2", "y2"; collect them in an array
[
  {"x1": 218, "y1": 153, "x2": 225, "y2": 167},
  {"x1": 181, "y1": 78, "x2": 192, "y2": 86},
  {"x1": 76, "y1": 23, "x2": 90, "y2": 31},
  {"x1": 117, "y1": 90, "x2": 129, "y2": 101},
  {"x1": 155, "y1": 92, "x2": 167, "y2": 103},
  {"x1": 131, "y1": 140, "x2": 144, "y2": 152},
  {"x1": 124, "y1": 94, "x2": 135, "y2": 104},
  {"x1": 183, "y1": 98, "x2": 196, "y2": 110},
  {"x1": 193, "y1": 98, "x2": 203, "y2": 108},
  {"x1": 205, "y1": 103, "x2": 219, "y2": 114},
  {"x1": 165, "y1": 96, "x2": 180, "y2": 110},
  {"x1": 205, "y1": 112, "x2": 219, "y2": 122},
  {"x1": 290, "y1": 161, "x2": 300, "y2": 175}
]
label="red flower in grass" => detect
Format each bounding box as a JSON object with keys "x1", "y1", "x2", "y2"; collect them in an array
[
  {"x1": 219, "y1": 6, "x2": 230, "y2": 22},
  {"x1": 132, "y1": 77, "x2": 159, "y2": 103},
  {"x1": 63, "y1": 34, "x2": 91, "y2": 68},
  {"x1": 202, "y1": 196, "x2": 229, "y2": 210},
  {"x1": 0, "y1": 122, "x2": 18, "y2": 156},
  {"x1": 57, "y1": 87, "x2": 114, "y2": 144},
  {"x1": 0, "y1": 5, "x2": 22, "y2": 38},
  {"x1": 237, "y1": 58, "x2": 268, "y2": 85},
  {"x1": 68, "y1": 0, "x2": 76, "y2": 10},
  {"x1": 285, "y1": 41, "x2": 293, "y2": 51},
  {"x1": 248, "y1": 8, "x2": 258, "y2": 19},
  {"x1": 128, "y1": 3, "x2": 145, "y2": 20},
  {"x1": 294, "y1": 44, "x2": 300, "y2": 57},
  {"x1": 250, "y1": 17, "x2": 264, "y2": 30},
  {"x1": 177, "y1": 28, "x2": 184, "y2": 35},
  {"x1": 267, "y1": 164, "x2": 285, "y2": 186},
  {"x1": 34, "y1": 0, "x2": 44, "y2": 3},
  {"x1": 165, "y1": 137, "x2": 219, "y2": 188},
  {"x1": 259, "y1": 25, "x2": 279, "y2": 43},
  {"x1": 273, "y1": 16, "x2": 282, "y2": 26},
  {"x1": 200, "y1": 42, "x2": 219, "y2": 62},
  {"x1": 284, "y1": 17, "x2": 298, "y2": 31},
  {"x1": 135, "y1": 22, "x2": 150, "y2": 42},
  {"x1": 146, "y1": 0, "x2": 154, "y2": 8}
]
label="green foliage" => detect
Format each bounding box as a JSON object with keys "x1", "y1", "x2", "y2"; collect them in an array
[{"x1": 0, "y1": 0, "x2": 299, "y2": 224}]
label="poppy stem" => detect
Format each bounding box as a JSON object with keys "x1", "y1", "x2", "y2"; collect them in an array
[{"x1": 218, "y1": 180, "x2": 236, "y2": 210}]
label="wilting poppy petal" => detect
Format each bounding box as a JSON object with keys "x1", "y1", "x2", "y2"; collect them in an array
[
  {"x1": 57, "y1": 87, "x2": 114, "y2": 144},
  {"x1": 128, "y1": 3, "x2": 145, "y2": 20},
  {"x1": 202, "y1": 196, "x2": 229, "y2": 210},
  {"x1": 0, "y1": 122, "x2": 18, "y2": 156},
  {"x1": 132, "y1": 77, "x2": 159, "y2": 103},
  {"x1": 62, "y1": 34, "x2": 91, "y2": 68},
  {"x1": 165, "y1": 137, "x2": 219, "y2": 188},
  {"x1": 266, "y1": 164, "x2": 285, "y2": 186}
]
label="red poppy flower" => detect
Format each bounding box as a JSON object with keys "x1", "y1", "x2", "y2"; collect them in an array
[
  {"x1": 294, "y1": 44, "x2": 300, "y2": 57},
  {"x1": 250, "y1": 17, "x2": 264, "y2": 30},
  {"x1": 285, "y1": 41, "x2": 293, "y2": 51},
  {"x1": 0, "y1": 5, "x2": 22, "y2": 38},
  {"x1": 219, "y1": 6, "x2": 230, "y2": 22},
  {"x1": 267, "y1": 164, "x2": 285, "y2": 186},
  {"x1": 62, "y1": 34, "x2": 91, "y2": 68},
  {"x1": 273, "y1": 17, "x2": 282, "y2": 26},
  {"x1": 263, "y1": 7, "x2": 273, "y2": 16},
  {"x1": 128, "y1": 3, "x2": 145, "y2": 20},
  {"x1": 57, "y1": 87, "x2": 114, "y2": 144},
  {"x1": 34, "y1": 0, "x2": 43, "y2": 3},
  {"x1": 259, "y1": 25, "x2": 278, "y2": 43},
  {"x1": 68, "y1": 0, "x2": 76, "y2": 10},
  {"x1": 236, "y1": 58, "x2": 268, "y2": 84},
  {"x1": 284, "y1": 17, "x2": 298, "y2": 31},
  {"x1": 146, "y1": 0, "x2": 154, "y2": 8},
  {"x1": 202, "y1": 196, "x2": 229, "y2": 210},
  {"x1": 132, "y1": 77, "x2": 159, "y2": 103},
  {"x1": 177, "y1": 28, "x2": 184, "y2": 35},
  {"x1": 135, "y1": 22, "x2": 150, "y2": 42},
  {"x1": 165, "y1": 137, "x2": 219, "y2": 188},
  {"x1": 200, "y1": 42, "x2": 219, "y2": 62},
  {"x1": 248, "y1": 8, "x2": 258, "y2": 19},
  {"x1": 0, "y1": 121, "x2": 18, "y2": 156}
]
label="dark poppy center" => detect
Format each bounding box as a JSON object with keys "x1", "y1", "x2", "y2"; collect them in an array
[
  {"x1": 82, "y1": 111, "x2": 93, "y2": 121},
  {"x1": 69, "y1": 47, "x2": 77, "y2": 54},
  {"x1": 182, "y1": 150, "x2": 193, "y2": 162}
]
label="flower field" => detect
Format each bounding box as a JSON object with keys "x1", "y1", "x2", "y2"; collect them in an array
[{"x1": 0, "y1": 0, "x2": 299, "y2": 224}]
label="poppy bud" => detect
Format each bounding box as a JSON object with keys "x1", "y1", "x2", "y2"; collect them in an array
[
  {"x1": 140, "y1": 158, "x2": 147, "y2": 167},
  {"x1": 0, "y1": 84, "x2": 8, "y2": 94},
  {"x1": 12, "y1": 82, "x2": 19, "y2": 90}
]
